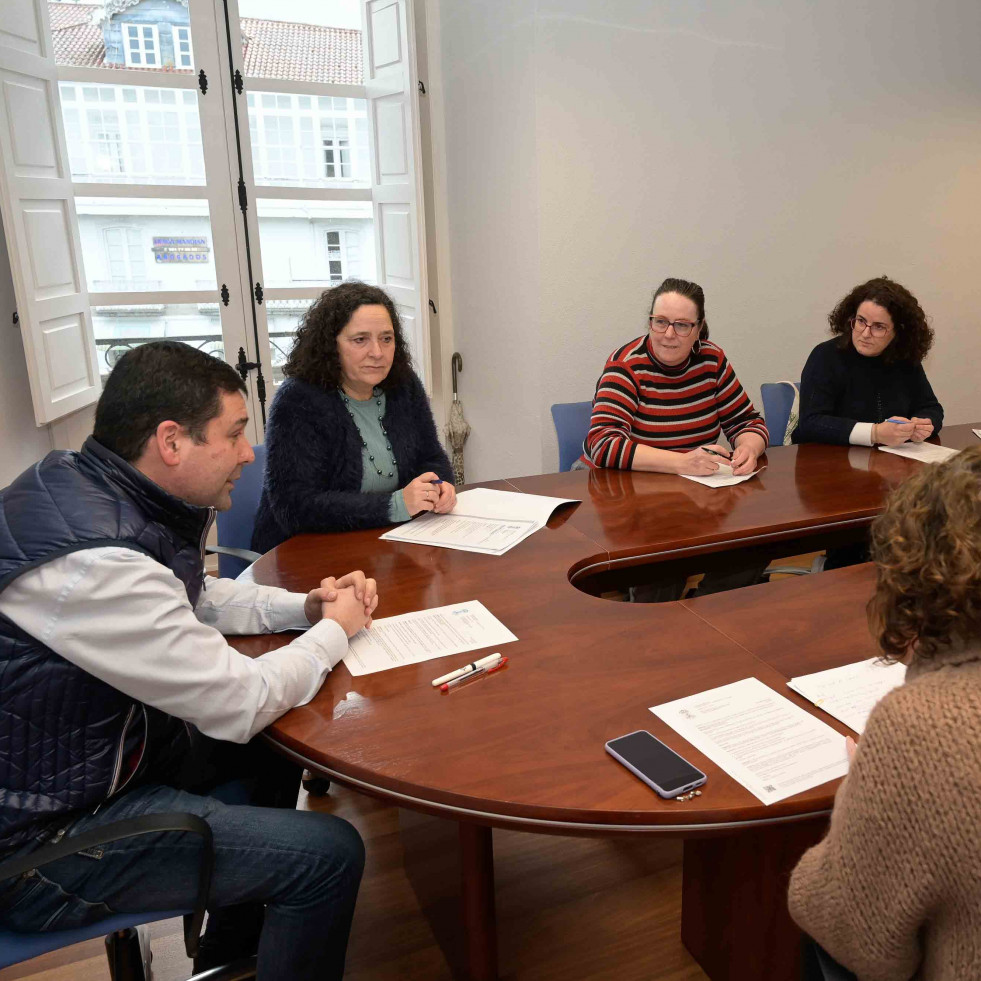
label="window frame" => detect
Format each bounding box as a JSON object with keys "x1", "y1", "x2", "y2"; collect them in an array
[
  {"x1": 121, "y1": 23, "x2": 161, "y2": 69},
  {"x1": 171, "y1": 25, "x2": 194, "y2": 69}
]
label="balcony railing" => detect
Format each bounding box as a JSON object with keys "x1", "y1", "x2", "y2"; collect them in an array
[{"x1": 91, "y1": 279, "x2": 164, "y2": 292}]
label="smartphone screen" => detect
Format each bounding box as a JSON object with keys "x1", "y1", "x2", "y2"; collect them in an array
[{"x1": 606, "y1": 730, "x2": 706, "y2": 795}]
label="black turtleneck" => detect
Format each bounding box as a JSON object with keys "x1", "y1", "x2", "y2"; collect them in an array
[{"x1": 792, "y1": 338, "x2": 943, "y2": 445}]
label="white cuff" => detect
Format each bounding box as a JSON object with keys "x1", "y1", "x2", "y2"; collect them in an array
[
  {"x1": 276, "y1": 591, "x2": 313, "y2": 631},
  {"x1": 848, "y1": 422, "x2": 875, "y2": 446}
]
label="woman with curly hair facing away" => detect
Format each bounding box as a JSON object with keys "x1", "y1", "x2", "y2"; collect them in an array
[
  {"x1": 789, "y1": 446, "x2": 981, "y2": 981},
  {"x1": 792, "y1": 276, "x2": 943, "y2": 446},
  {"x1": 252, "y1": 283, "x2": 454, "y2": 553}
]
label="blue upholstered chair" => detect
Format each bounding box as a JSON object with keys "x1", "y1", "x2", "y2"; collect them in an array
[
  {"x1": 760, "y1": 381, "x2": 800, "y2": 447},
  {"x1": 209, "y1": 444, "x2": 266, "y2": 579},
  {"x1": 550, "y1": 401, "x2": 593, "y2": 472},
  {"x1": 759, "y1": 381, "x2": 825, "y2": 578},
  {"x1": 0, "y1": 813, "x2": 256, "y2": 981}
]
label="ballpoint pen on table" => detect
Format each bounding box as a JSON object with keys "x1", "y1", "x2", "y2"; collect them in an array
[
  {"x1": 431, "y1": 652, "x2": 502, "y2": 688},
  {"x1": 440, "y1": 656, "x2": 509, "y2": 692}
]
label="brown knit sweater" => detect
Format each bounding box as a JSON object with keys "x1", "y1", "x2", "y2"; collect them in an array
[{"x1": 788, "y1": 645, "x2": 981, "y2": 981}]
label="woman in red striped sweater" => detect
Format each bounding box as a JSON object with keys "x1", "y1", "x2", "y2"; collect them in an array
[
  {"x1": 580, "y1": 277, "x2": 768, "y2": 475},
  {"x1": 580, "y1": 277, "x2": 769, "y2": 601}
]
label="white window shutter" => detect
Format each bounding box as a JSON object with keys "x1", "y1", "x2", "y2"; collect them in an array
[
  {"x1": 0, "y1": 0, "x2": 101, "y2": 425},
  {"x1": 362, "y1": 0, "x2": 430, "y2": 388}
]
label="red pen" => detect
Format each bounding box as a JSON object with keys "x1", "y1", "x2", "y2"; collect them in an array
[{"x1": 440, "y1": 656, "x2": 509, "y2": 692}]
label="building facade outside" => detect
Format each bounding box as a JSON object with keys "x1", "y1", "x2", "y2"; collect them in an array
[{"x1": 51, "y1": 0, "x2": 374, "y2": 379}]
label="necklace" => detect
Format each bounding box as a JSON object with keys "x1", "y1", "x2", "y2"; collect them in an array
[{"x1": 341, "y1": 389, "x2": 398, "y2": 479}]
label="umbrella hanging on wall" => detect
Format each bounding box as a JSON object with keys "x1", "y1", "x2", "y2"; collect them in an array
[{"x1": 445, "y1": 352, "x2": 471, "y2": 485}]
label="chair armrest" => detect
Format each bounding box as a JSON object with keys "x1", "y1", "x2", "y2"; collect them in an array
[
  {"x1": 206, "y1": 545, "x2": 262, "y2": 564},
  {"x1": 0, "y1": 813, "x2": 214, "y2": 959}
]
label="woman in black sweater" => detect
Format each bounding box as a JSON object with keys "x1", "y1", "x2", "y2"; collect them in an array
[
  {"x1": 792, "y1": 277, "x2": 943, "y2": 446},
  {"x1": 252, "y1": 283, "x2": 454, "y2": 554}
]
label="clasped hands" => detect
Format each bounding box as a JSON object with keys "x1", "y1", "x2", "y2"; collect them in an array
[
  {"x1": 874, "y1": 416, "x2": 934, "y2": 446},
  {"x1": 304, "y1": 571, "x2": 379, "y2": 637}
]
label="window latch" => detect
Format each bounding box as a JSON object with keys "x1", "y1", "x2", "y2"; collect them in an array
[
  {"x1": 198, "y1": 69, "x2": 208, "y2": 95},
  {"x1": 254, "y1": 282, "x2": 264, "y2": 305},
  {"x1": 236, "y1": 347, "x2": 258, "y2": 380}
]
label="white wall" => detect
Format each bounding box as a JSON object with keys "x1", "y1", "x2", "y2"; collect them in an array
[
  {"x1": 438, "y1": 0, "x2": 980, "y2": 480},
  {"x1": 0, "y1": 214, "x2": 53, "y2": 487}
]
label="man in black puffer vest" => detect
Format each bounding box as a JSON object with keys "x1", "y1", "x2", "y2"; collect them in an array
[{"x1": 0, "y1": 342, "x2": 378, "y2": 980}]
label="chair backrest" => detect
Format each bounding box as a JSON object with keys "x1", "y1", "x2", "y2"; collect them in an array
[
  {"x1": 550, "y1": 401, "x2": 593, "y2": 471},
  {"x1": 216, "y1": 443, "x2": 266, "y2": 578},
  {"x1": 759, "y1": 381, "x2": 800, "y2": 447}
]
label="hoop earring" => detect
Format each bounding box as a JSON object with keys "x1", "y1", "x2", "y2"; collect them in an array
[{"x1": 691, "y1": 338, "x2": 701, "y2": 355}]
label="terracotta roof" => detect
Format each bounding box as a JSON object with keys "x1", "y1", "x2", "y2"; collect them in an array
[
  {"x1": 241, "y1": 18, "x2": 362, "y2": 85},
  {"x1": 48, "y1": 2, "x2": 363, "y2": 84},
  {"x1": 49, "y1": 3, "x2": 105, "y2": 68}
]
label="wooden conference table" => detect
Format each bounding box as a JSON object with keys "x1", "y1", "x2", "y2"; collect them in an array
[{"x1": 234, "y1": 423, "x2": 980, "y2": 981}]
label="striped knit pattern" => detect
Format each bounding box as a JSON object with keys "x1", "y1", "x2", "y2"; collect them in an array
[{"x1": 583, "y1": 334, "x2": 769, "y2": 469}]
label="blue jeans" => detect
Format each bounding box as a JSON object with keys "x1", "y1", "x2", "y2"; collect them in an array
[{"x1": 0, "y1": 741, "x2": 364, "y2": 981}]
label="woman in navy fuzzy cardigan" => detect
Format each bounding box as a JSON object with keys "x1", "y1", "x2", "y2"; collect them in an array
[{"x1": 252, "y1": 283, "x2": 455, "y2": 555}]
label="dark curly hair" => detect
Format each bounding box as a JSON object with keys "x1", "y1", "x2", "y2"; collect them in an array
[
  {"x1": 649, "y1": 277, "x2": 710, "y2": 340},
  {"x1": 829, "y1": 276, "x2": 933, "y2": 365},
  {"x1": 868, "y1": 445, "x2": 981, "y2": 663},
  {"x1": 282, "y1": 282, "x2": 413, "y2": 391}
]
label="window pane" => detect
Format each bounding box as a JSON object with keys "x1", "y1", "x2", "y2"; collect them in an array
[
  {"x1": 77, "y1": 197, "x2": 218, "y2": 292},
  {"x1": 255, "y1": 199, "x2": 374, "y2": 288},
  {"x1": 236, "y1": 2, "x2": 362, "y2": 85},
  {"x1": 59, "y1": 82, "x2": 205, "y2": 186},
  {"x1": 266, "y1": 298, "x2": 316, "y2": 386},
  {"x1": 247, "y1": 90, "x2": 369, "y2": 189},
  {"x1": 92, "y1": 304, "x2": 224, "y2": 378},
  {"x1": 52, "y1": 2, "x2": 196, "y2": 73}
]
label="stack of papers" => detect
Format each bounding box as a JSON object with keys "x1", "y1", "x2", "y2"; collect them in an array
[
  {"x1": 379, "y1": 487, "x2": 578, "y2": 556},
  {"x1": 651, "y1": 677, "x2": 848, "y2": 805},
  {"x1": 878, "y1": 442, "x2": 960, "y2": 464},
  {"x1": 972, "y1": 429, "x2": 981, "y2": 440},
  {"x1": 788, "y1": 658, "x2": 906, "y2": 734},
  {"x1": 343, "y1": 600, "x2": 517, "y2": 676}
]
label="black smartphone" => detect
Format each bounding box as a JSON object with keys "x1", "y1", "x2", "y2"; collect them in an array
[{"x1": 605, "y1": 730, "x2": 707, "y2": 799}]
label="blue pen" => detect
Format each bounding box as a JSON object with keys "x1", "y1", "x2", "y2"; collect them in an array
[
  {"x1": 886, "y1": 417, "x2": 910, "y2": 423},
  {"x1": 430, "y1": 479, "x2": 443, "y2": 484}
]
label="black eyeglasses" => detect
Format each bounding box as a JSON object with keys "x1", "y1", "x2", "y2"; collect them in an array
[{"x1": 649, "y1": 316, "x2": 699, "y2": 338}]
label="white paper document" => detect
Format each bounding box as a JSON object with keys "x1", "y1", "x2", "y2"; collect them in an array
[
  {"x1": 379, "y1": 488, "x2": 578, "y2": 556},
  {"x1": 678, "y1": 466, "x2": 765, "y2": 488},
  {"x1": 973, "y1": 429, "x2": 981, "y2": 440},
  {"x1": 343, "y1": 600, "x2": 518, "y2": 676},
  {"x1": 650, "y1": 677, "x2": 848, "y2": 805},
  {"x1": 878, "y1": 442, "x2": 960, "y2": 464},
  {"x1": 788, "y1": 658, "x2": 906, "y2": 735}
]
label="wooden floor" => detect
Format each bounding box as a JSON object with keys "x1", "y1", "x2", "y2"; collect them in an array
[{"x1": 0, "y1": 782, "x2": 708, "y2": 981}]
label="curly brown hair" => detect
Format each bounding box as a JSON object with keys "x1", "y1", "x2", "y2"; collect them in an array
[
  {"x1": 868, "y1": 445, "x2": 981, "y2": 663},
  {"x1": 829, "y1": 276, "x2": 934, "y2": 365},
  {"x1": 282, "y1": 282, "x2": 413, "y2": 391}
]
